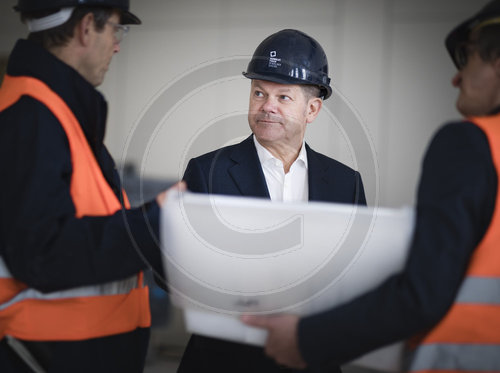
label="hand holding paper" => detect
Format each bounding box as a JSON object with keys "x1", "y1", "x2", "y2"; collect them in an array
[{"x1": 241, "y1": 314, "x2": 306, "y2": 370}]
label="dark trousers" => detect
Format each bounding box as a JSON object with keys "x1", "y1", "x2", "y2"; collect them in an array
[{"x1": 0, "y1": 328, "x2": 150, "y2": 373}]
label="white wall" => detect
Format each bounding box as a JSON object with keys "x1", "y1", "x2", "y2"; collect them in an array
[{"x1": 0, "y1": 0, "x2": 489, "y2": 207}]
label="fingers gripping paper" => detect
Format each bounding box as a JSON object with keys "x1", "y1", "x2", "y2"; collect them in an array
[{"x1": 161, "y1": 192, "x2": 414, "y2": 371}]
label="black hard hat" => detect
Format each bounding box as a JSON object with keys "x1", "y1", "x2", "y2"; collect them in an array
[
  {"x1": 243, "y1": 29, "x2": 332, "y2": 100},
  {"x1": 445, "y1": 0, "x2": 500, "y2": 68},
  {"x1": 14, "y1": 0, "x2": 141, "y2": 25}
]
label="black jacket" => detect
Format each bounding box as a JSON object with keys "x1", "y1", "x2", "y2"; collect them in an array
[
  {"x1": 179, "y1": 135, "x2": 366, "y2": 373},
  {"x1": 0, "y1": 39, "x2": 163, "y2": 372},
  {"x1": 298, "y1": 121, "x2": 497, "y2": 369}
]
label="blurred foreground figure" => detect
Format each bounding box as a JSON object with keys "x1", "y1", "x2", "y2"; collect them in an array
[{"x1": 0, "y1": 1, "x2": 183, "y2": 372}]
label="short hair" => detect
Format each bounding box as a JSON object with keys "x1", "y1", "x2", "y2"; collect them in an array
[
  {"x1": 301, "y1": 85, "x2": 322, "y2": 100},
  {"x1": 471, "y1": 23, "x2": 500, "y2": 62},
  {"x1": 21, "y1": 7, "x2": 114, "y2": 49}
]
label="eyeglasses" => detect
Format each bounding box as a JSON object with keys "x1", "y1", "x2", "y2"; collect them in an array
[
  {"x1": 107, "y1": 21, "x2": 129, "y2": 44},
  {"x1": 453, "y1": 41, "x2": 477, "y2": 70}
]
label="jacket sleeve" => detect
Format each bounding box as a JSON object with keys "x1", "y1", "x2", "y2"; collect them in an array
[
  {"x1": 0, "y1": 97, "x2": 163, "y2": 293},
  {"x1": 183, "y1": 157, "x2": 210, "y2": 193},
  {"x1": 297, "y1": 122, "x2": 497, "y2": 368}
]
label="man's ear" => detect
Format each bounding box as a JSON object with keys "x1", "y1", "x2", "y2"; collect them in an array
[
  {"x1": 75, "y1": 12, "x2": 95, "y2": 47},
  {"x1": 306, "y1": 97, "x2": 323, "y2": 124}
]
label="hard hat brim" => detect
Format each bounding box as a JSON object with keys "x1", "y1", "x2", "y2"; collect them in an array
[
  {"x1": 445, "y1": 17, "x2": 475, "y2": 69},
  {"x1": 120, "y1": 10, "x2": 141, "y2": 25},
  {"x1": 243, "y1": 71, "x2": 308, "y2": 86},
  {"x1": 14, "y1": 0, "x2": 141, "y2": 25},
  {"x1": 242, "y1": 71, "x2": 332, "y2": 100}
]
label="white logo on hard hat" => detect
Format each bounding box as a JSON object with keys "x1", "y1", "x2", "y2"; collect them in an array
[{"x1": 269, "y1": 51, "x2": 281, "y2": 68}]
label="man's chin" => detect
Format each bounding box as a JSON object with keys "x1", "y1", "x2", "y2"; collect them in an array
[
  {"x1": 456, "y1": 99, "x2": 473, "y2": 118},
  {"x1": 456, "y1": 102, "x2": 487, "y2": 118},
  {"x1": 254, "y1": 133, "x2": 281, "y2": 145}
]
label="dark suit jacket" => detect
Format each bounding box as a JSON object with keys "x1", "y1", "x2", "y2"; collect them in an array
[{"x1": 178, "y1": 135, "x2": 366, "y2": 373}]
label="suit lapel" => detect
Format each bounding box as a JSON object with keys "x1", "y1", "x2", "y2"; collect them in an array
[
  {"x1": 306, "y1": 144, "x2": 330, "y2": 201},
  {"x1": 228, "y1": 136, "x2": 270, "y2": 198}
]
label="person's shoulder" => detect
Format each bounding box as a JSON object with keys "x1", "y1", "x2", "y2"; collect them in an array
[
  {"x1": 0, "y1": 95, "x2": 71, "y2": 170},
  {"x1": 1, "y1": 94, "x2": 42, "y2": 115},
  {"x1": 306, "y1": 144, "x2": 359, "y2": 174},
  {"x1": 436, "y1": 119, "x2": 485, "y2": 137},
  {"x1": 431, "y1": 120, "x2": 489, "y2": 150},
  {"x1": 189, "y1": 136, "x2": 253, "y2": 164},
  {"x1": 1, "y1": 95, "x2": 66, "y2": 136},
  {"x1": 2, "y1": 94, "x2": 57, "y2": 120},
  {"x1": 424, "y1": 119, "x2": 492, "y2": 166}
]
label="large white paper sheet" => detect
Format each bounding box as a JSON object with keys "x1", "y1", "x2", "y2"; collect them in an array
[{"x1": 161, "y1": 192, "x2": 415, "y2": 371}]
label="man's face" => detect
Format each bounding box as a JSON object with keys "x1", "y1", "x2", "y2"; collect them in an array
[
  {"x1": 452, "y1": 49, "x2": 500, "y2": 117},
  {"x1": 83, "y1": 12, "x2": 121, "y2": 87},
  {"x1": 248, "y1": 80, "x2": 320, "y2": 150}
]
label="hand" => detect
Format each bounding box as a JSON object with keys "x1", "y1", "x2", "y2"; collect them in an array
[
  {"x1": 241, "y1": 314, "x2": 307, "y2": 369},
  {"x1": 156, "y1": 181, "x2": 186, "y2": 206}
]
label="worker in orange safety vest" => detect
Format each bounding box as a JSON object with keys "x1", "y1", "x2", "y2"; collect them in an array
[{"x1": 0, "y1": 1, "x2": 183, "y2": 372}]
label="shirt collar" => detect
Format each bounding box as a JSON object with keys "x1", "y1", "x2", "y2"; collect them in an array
[{"x1": 253, "y1": 135, "x2": 308, "y2": 169}]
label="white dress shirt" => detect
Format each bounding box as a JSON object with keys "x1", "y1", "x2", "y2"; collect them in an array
[{"x1": 253, "y1": 135, "x2": 309, "y2": 202}]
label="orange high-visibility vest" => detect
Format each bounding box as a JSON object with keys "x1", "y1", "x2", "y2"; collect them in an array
[
  {"x1": 0, "y1": 75, "x2": 151, "y2": 341},
  {"x1": 408, "y1": 115, "x2": 500, "y2": 372}
]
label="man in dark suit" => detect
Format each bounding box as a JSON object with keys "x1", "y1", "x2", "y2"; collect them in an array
[
  {"x1": 243, "y1": 2, "x2": 500, "y2": 372},
  {"x1": 178, "y1": 29, "x2": 365, "y2": 373}
]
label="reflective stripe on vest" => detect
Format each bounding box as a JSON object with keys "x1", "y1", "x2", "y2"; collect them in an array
[
  {"x1": 410, "y1": 344, "x2": 500, "y2": 372},
  {"x1": 0, "y1": 75, "x2": 151, "y2": 341},
  {"x1": 455, "y1": 276, "x2": 500, "y2": 304},
  {"x1": 408, "y1": 115, "x2": 500, "y2": 373},
  {"x1": 0, "y1": 257, "x2": 138, "y2": 311}
]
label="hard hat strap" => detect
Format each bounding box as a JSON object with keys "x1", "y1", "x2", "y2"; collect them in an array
[
  {"x1": 472, "y1": 16, "x2": 500, "y2": 33},
  {"x1": 26, "y1": 7, "x2": 75, "y2": 32}
]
